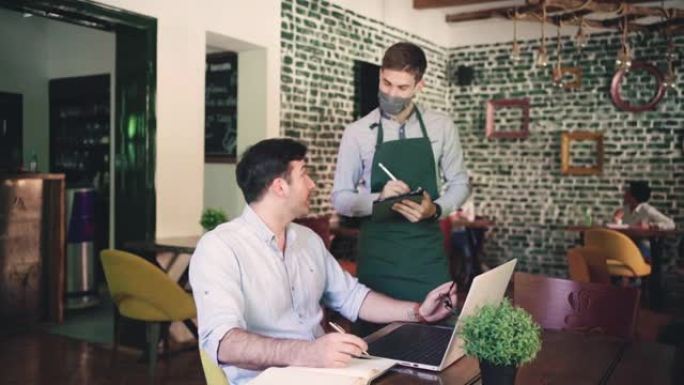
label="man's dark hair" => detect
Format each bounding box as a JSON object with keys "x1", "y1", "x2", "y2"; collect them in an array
[
  {"x1": 628, "y1": 180, "x2": 651, "y2": 203},
  {"x1": 236, "y1": 138, "x2": 307, "y2": 203},
  {"x1": 382, "y1": 42, "x2": 427, "y2": 82}
]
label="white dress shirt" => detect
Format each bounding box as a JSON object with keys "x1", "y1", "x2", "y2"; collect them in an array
[
  {"x1": 623, "y1": 202, "x2": 675, "y2": 230},
  {"x1": 189, "y1": 205, "x2": 371, "y2": 385},
  {"x1": 332, "y1": 106, "x2": 469, "y2": 218}
]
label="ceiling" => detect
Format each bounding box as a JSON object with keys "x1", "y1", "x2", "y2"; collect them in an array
[{"x1": 414, "y1": 0, "x2": 684, "y2": 36}]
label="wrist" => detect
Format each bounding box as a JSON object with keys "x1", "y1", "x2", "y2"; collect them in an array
[
  {"x1": 431, "y1": 203, "x2": 442, "y2": 220},
  {"x1": 412, "y1": 303, "x2": 427, "y2": 323}
]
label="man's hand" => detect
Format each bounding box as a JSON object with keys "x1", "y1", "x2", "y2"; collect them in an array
[
  {"x1": 379, "y1": 180, "x2": 410, "y2": 200},
  {"x1": 296, "y1": 333, "x2": 368, "y2": 368},
  {"x1": 417, "y1": 281, "x2": 457, "y2": 323},
  {"x1": 613, "y1": 209, "x2": 624, "y2": 224},
  {"x1": 392, "y1": 191, "x2": 437, "y2": 223}
]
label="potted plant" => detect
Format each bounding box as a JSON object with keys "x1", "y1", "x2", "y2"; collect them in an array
[
  {"x1": 200, "y1": 208, "x2": 227, "y2": 232},
  {"x1": 459, "y1": 299, "x2": 542, "y2": 385}
]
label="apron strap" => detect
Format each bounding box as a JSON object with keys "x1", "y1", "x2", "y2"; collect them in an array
[{"x1": 374, "y1": 106, "x2": 428, "y2": 149}]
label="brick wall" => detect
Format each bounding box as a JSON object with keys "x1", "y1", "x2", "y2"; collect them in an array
[
  {"x1": 281, "y1": 0, "x2": 449, "y2": 212},
  {"x1": 281, "y1": 0, "x2": 684, "y2": 276},
  {"x1": 449, "y1": 33, "x2": 683, "y2": 276}
]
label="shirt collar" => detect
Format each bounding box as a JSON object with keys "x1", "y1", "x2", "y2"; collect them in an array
[
  {"x1": 240, "y1": 205, "x2": 297, "y2": 247},
  {"x1": 378, "y1": 105, "x2": 418, "y2": 126}
]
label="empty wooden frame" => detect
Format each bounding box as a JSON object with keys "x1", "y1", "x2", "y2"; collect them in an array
[
  {"x1": 610, "y1": 61, "x2": 665, "y2": 113},
  {"x1": 552, "y1": 66, "x2": 583, "y2": 90},
  {"x1": 561, "y1": 131, "x2": 604, "y2": 176},
  {"x1": 485, "y1": 98, "x2": 530, "y2": 139}
]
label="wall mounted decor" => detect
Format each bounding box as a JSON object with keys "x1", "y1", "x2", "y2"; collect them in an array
[
  {"x1": 485, "y1": 98, "x2": 530, "y2": 139},
  {"x1": 552, "y1": 66, "x2": 583, "y2": 90},
  {"x1": 610, "y1": 61, "x2": 665, "y2": 113},
  {"x1": 561, "y1": 131, "x2": 604, "y2": 176}
]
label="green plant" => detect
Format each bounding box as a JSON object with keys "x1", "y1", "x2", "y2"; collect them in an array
[
  {"x1": 200, "y1": 208, "x2": 228, "y2": 231},
  {"x1": 459, "y1": 299, "x2": 541, "y2": 366}
]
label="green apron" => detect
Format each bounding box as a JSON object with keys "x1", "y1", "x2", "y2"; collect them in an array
[{"x1": 357, "y1": 107, "x2": 450, "y2": 303}]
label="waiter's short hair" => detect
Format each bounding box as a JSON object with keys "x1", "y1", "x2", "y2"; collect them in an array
[
  {"x1": 628, "y1": 180, "x2": 651, "y2": 203},
  {"x1": 236, "y1": 138, "x2": 307, "y2": 203},
  {"x1": 382, "y1": 42, "x2": 427, "y2": 82}
]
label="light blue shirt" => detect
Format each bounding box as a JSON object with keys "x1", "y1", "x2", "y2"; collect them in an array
[
  {"x1": 189, "y1": 205, "x2": 371, "y2": 385},
  {"x1": 332, "y1": 106, "x2": 469, "y2": 217}
]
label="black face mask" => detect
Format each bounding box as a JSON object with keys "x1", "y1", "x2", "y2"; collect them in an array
[{"x1": 378, "y1": 90, "x2": 412, "y2": 116}]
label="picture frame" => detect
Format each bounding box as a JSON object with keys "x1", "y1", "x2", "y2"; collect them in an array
[
  {"x1": 610, "y1": 61, "x2": 665, "y2": 113},
  {"x1": 485, "y1": 98, "x2": 530, "y2": 139},
  {"x1": 561, "y1": 131, "x2": 604, "y2": 176},
  {"x1": 552, "y1": 66, "x2": 583, "y2": 90}
]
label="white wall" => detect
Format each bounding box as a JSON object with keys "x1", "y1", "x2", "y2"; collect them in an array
[
  {"x1": 332, "y1": 0, "x2": 453, "y2": 48},
  {"x1": 97, "y1": 0, "x2": 281, "y2": 237}
]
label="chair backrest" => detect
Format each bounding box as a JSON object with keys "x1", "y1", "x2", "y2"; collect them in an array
[
  {"x1": 567, "y1": 246, "x2": 611, "y2": 284},
  {"x1": 440, "y1": 218, "x2": 452, "y2": 255},
  {"x1": 100, "y1": 249, "x2": 196, "y2": 321},
  {"x1": 513, "y1": 272, "x2": 640, "y2": 338},
  {"x1": 199, "y1": 349, "x2": 230, "y2": 385},
  {"x1": 584, "y1": 228, "x2": 651, "y2": 276},
  {"x1": 294, "y1": 215, "x2": 331, "y2": 249}
]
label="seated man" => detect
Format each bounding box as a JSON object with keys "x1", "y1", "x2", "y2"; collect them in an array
[
  {"x1": 189, "y1": 138, "x2": 456, "y2": 385},
  {"x1": 613, "y1": 181, "x2": 675, "y2": 230},
  {"x1": 613, "y1": 180, "x2": 675, "y2": 261}
]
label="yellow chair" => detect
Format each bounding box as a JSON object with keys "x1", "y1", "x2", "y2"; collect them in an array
[
  {"x1": 567, "y1": 246, "x2": 611, "y2": 284},
  {"x1": 584, "y1": 228, "x2": 652, "y2": 278},
  {"x1": 200, "y1": 349, "x2": 230, "y2": 385},
  {"x1": 100, "y1": 249, "x2": 197, "y2": 376}
]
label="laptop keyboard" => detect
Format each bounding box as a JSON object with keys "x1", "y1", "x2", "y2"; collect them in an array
[{"x1": 367, "y1": 323, "x2": 454, "y2": 367}]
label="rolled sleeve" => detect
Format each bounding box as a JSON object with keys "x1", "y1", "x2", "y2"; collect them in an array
[
  {"x1": 189, "y1": 233, "x2": 246, "y2": 365},
  {"x1": 321, "y1": 250, "x2": 371, "y2": 321},
  {"x1": 332, "y1": 126, "x2": 376, "y2": 217},
  {"x1": 435, "y1": 118, "x2": 469, "y2": 216}
]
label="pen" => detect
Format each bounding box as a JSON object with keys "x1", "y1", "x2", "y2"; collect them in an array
[
  {"x1": 328, "y1": 321, "x2": 371, "y2": 358},
  {"x1": 378, "y1": 163, "x2": 398, "y2": 181}
]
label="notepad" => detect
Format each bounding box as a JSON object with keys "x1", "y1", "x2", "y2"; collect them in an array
[
  {"x1": 249, "y1": 357, "x2": 396, "y2": 385},
  {"x1": 371, "y1": 187, "x2": 424, "y2": 222}
]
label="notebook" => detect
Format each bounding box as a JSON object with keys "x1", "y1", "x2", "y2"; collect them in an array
[
  {"x1": 249, "y1": 356, "x2": 396, "y2": 385},
  {"x1": 371, "y1": 187, "x2": 424, "y2": 221},
  {"x1": 366, "y1": 259, "x2": 517, "y2": 371}
]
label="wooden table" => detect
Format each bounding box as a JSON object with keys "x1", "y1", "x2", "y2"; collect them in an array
[
  {"x1": 566, "y1": 225, "x2": 683, "y2": 309},
  {"x1": 370, "y1": 330, "x2": 680, "y2": 385},
  {"x1": 124, "y1": 236, "x2": 200, "y2": 284}
]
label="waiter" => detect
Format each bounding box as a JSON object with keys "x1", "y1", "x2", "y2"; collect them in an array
[{"x1": 332, "y1": 42, "x2": 469, "y2": 329}]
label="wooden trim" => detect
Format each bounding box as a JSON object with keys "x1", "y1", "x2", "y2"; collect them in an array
[
  {"x1": 414, "y1": 0, "x2": 511, "y2": 9},
  {"x1": 561, "y1": 131, "x2": 604, "y2": 176},
  {"x1": 485, "y1": 98, "x2": 530, "y2": 140}
]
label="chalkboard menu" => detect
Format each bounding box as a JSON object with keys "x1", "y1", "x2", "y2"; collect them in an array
[{"x1": 205, "y1": 52, "x2": 238, "y2": 163}]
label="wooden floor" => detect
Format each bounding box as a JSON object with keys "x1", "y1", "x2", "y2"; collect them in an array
[{"x1": 0, "y1": 331, "x2": 204, "y2": 385}]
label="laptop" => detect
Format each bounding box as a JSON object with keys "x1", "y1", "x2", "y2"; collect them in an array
[{"x1": 366, "y1": 259, "x2": 517, "y2": 371}]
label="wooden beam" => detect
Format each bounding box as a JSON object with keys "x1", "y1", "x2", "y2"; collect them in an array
[{"x1": 414, "y1": 0, "x2": 512, "y2": 9}]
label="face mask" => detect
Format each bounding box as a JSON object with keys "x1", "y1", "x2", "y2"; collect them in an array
[{"x1": 378, "y1": 90, "x2": 412, "y2": 116}]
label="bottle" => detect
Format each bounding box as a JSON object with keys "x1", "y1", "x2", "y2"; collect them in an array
[
  {"x1": 28, "y1": 151, "x2": 38, "y2": 172},
  {"x1": 584, "y1": 208, "x2": 593, "y2": 226}
]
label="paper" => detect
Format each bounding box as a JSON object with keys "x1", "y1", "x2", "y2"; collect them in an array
[{"x1": 249, "y1": 357, "x2": 396, "y2": 385}]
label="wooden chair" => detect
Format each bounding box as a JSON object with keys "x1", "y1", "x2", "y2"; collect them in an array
[
  {"x1": 584, "y1": 228, "x2": 652, "y2": 279},
  {"x1": 513, "y1": 272, "x2": 640, "y2": 339},
  {"x1": 566, "y1": 246, "x2": 611, "y2": 284}
]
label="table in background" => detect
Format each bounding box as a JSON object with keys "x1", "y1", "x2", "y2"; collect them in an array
[
  {"x1": 124, "y1": 236, "x2": 200, "y2": 285},
  {"x1": 447, "y1": 218, "x2": 495, "y2": 288},
  {"x1": 566, "y1": 225, "x2": 683, "y2": 309},
  {"x1": 369, "y1": 329, "x2": 679, "y2": 385}
]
